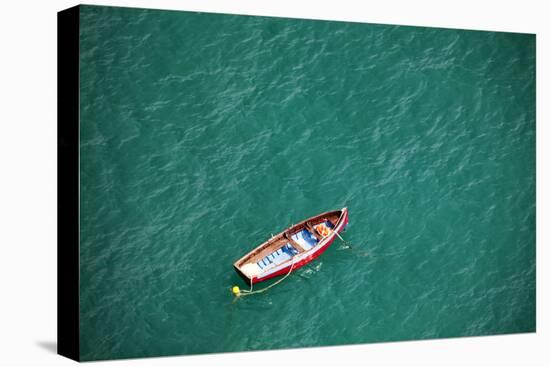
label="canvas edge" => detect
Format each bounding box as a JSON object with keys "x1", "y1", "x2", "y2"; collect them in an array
[{"x1": 57, "y1": 4, "x2": 81, "y2": 362}]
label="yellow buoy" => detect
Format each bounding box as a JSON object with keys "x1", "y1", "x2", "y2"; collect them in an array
[{"x1": 232, "y1": 286, "x2": 240, "y2": 297}]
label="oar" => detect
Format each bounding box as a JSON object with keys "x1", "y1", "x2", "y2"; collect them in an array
[
  {"x1": 334, "y1": 230, "x2": 369, "y2": 256},
  {"x1": 335, "y1": 231, "x2": 353, "y2": 249}
]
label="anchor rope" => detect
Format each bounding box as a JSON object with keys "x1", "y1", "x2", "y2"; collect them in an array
[{"x1": 234, "y1": 257, "x2": 296, "y2": 297}]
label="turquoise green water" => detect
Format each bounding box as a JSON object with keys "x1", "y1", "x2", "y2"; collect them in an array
[{"x1": 78, "y1": 5, "x2": 536, "y2": 361}]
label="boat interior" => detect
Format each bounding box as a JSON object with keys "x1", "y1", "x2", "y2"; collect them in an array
[{"x1": 236, "y1": 211, "x2": 342, "y2": 278}]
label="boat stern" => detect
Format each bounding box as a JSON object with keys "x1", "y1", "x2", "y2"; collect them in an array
[{"x1": 233, "y1": 263, "x2": 253, "y2": 285}]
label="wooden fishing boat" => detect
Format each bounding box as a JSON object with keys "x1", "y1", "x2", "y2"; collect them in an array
[{"x1": 233, "y1": 208, "x2": 349, "y2": 285}]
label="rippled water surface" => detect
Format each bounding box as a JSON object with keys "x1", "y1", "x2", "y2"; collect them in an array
[{"x1": 78, "y1": 5, "x2": 535, "y2": 361}]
